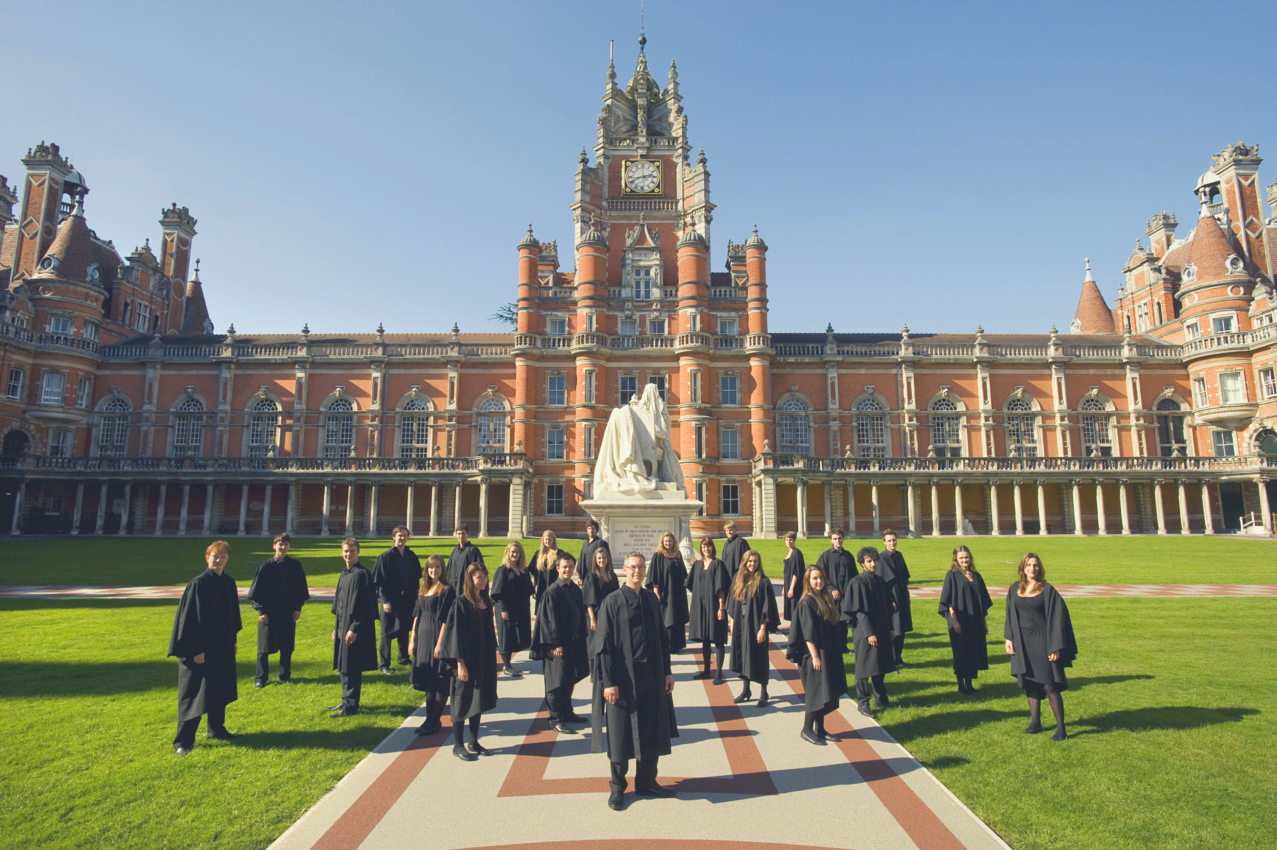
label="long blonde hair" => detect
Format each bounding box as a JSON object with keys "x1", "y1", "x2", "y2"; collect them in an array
[
  {"x1": 536, "y1": 531, "x2": 559, "y2": 568},
  {"x1": 655, "y1": 530, "x2": 678, "y2": 559},
  {"x1": 799, "y1": 566, "x2": 839, "y2": 624},
  {"x1": 502, "y1": 541, "x2": 527, "y2": 572},
  {"x1": 732, "y1": 550, "x2": 764, "y2": 601}
]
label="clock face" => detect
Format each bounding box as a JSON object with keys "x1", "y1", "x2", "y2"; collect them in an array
[{"x1": 624, "y1": 160, "x2": 660, "y2": 194}]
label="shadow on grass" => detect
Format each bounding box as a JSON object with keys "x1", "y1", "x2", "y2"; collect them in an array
[
  {"x1": 919, "y1": 755, "x2": 971, "y2": 770},
  {"x1": 1072, "y1": 706, "x2": 1259, "y2": 736},
  {"x1": 883, "y1": 708, "x2": 1024, "y2": 743},
  {"x1": 0, "y1": 661, "x2": 171, "y2": 696}
]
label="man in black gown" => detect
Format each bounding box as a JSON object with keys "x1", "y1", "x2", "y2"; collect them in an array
[
  {"x1": 577, "y1": 519, "x2": 610, "y2": 582},
  {"x1": 533, "y1": 553, "x2": 589, "y2": 732},
  {"x1": 592, "y1": 552, "x2": 678, "y2": 811},
  {"x1": 446, "y1": 525, "x2": 484, "y2": 589},
  {"x1": 845, "y1": 548, "x2": 896, "y2": 718},
  {"x1": 247, "y1": 532, "x2": 310, "y2": 687},
  {"x1": 815, "y1": 529, "x2": 857, "y2": 604},
  {"x1": 720, "y1": 521, "x2": 749, "y2": 579},
  {"x1": 330, "y1": 538, "x2": 378, "y2": 717},
  {"x1": 372, "y1": 526, "x2": 421, "y2": 672},
  {"x1": 877, "y1": 529, "x2": 913, "y2": 665},
  {"x1": 168, "y1": 540, "x2": 242, "y2": 755}
]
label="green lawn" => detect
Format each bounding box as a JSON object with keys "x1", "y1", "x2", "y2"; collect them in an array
[{"x1": 0, "y1": 535, "x2": 1274, "y2": 849}]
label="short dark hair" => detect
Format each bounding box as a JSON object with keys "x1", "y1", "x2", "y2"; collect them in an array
[
  {"x1": 392, "y1": 525, "x2": 410, "y2": 537},
  {"x1": 586, "y1": 519, "x2": 600, "y2": 532},
  {"x1": 882, "y1": 528, "x2": 897, "y2": 539},
  {"x1": 556, "y1": 551, "x2": 577, "y2": 566},
  {"x1": 342, "y1": 537, "x2": 360, "y2": 551},
  {"x1": 831, "y1": 528, "x2": 845, "y2": 538},
  {"x1": 455, "y1": 525, "x2": 469, "y2": 534},
  {"x1": 857, "y1": 546, "x2": 879, "y2": 565},
  {"x1": 272, "y1": 532, "x2": 291, "y2": 546}
]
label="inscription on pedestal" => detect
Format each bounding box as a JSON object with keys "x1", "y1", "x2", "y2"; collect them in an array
[{"x1": 610, "y1": 518, "x2": 674, "y2": 563}]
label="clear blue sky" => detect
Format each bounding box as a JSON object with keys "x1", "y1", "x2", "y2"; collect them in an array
[{"x1": 3, "y1": 1, "x2": 1274, "y2": 337}]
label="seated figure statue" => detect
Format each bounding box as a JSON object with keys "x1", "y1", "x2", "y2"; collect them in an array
[{"x1": 593, "y1": 383, "x2": 685, "y2": 497}]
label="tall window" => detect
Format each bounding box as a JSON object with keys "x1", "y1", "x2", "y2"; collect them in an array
[
  {"x1": 618, "y1": 374, "x2": 638, "y2": 405},
  {"x1": 248, "y1": 398, "x2": 280, "y2": 457},
  {"x1": 98, "y1": 398, "x2": 130, "y2": 457},
  {"x1": 324, "y1": 399, "x2": 355, "y2": 458},
  {"x1": 75, "y1": 377, "x2": 92, "y2": 408},
  {"x1": 722, "y1": 483, "x2": 741, "y2": 515},
  {"x1": 855, "y1": 398, "x2": 887, "y2": 457},
  {"x1": 1079, "y1": 398, "x2": 1112, "y2": 457},
  {"x1": 720, "y1": 374, "x2": 739, "y2": 406},
  {"x1": 929, "y1": 399, "x2": 962, "y2": 457},
  {"x1": 547, "y1": 426, "x2": 566, "y2": 461},
  {"x1": 477, "y1": 398, "x2": 508, "y2": 454},
  {"x1": 583, "y1": 370, "x2": 596, "y2": 404},
  {"x1": 633, "y1": 265, "x2": 653, "y2": 300},
  {"x1": 547, "y1": 374, "x2": 566, "y2": 406},
  {"x1": 1212, "y1": 430, "x2": 1236, "y2": 457},
  {"x1": 1005, "y1": 398, "x2": 1037, "y2": 457},
  {"x1": 5, "y1": 367, "x2": 24, "y2": 400},
  {"x1": 1219, "y1": 372, "x2": 1246, "y2": 404},
  {"x1": 694, "y1": 424, "x2": 705, "y2": 459},
  {"x1": 777, "y1": 398, "x2": 811, "y2": 454},
  {"x1": 545, "y1": 483, "x2": 565, "y2": 515},
  {"x1": 41, "y1": 372, "x2": 65, "y2": 405},
  {"x1": 1192, "y1": 377, "x2": 1208, "y2": 407},
  {"x1": 173, "y1": 398, "x2": 206, "y2": 457},
  {"x1": 135, "y1": 302, "x2": 151, "y2": 332},
  {"x1": 397, "y1": 399, "x2": 431, "y2": 458},
  {"x1": 49, "y1": 429, "x2": 71, "y2": 458},
  {"x1": 721, "y1": 427, "x2": 740, "y2": 460},
  {"x1": 688, "y1": 369, "x2": 701, "y2": 404},
  {"x1": 1155, "y1": 398, "x2": 1186, "y2": 456},
  {"x1": 583, "y1": 424, "x2": 595, "y2": 460},
  {"x1": 1260, "y1": 367, "x2": 1277, "y2": 401},
  {"x1": 648, "y1": 375, "x2": 666, "y2": 400}
]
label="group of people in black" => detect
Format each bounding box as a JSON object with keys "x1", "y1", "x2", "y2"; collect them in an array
[{"x1": 167, "y1": 518, "x2": 1078, "y2": 806}]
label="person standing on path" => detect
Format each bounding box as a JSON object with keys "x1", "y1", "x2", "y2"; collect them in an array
[
  {"x1": 645, "y1": 530, "x2": 689, "y2": 654},
  {"x1": 532, "y1": 552, "x2": 589, "y2": 733},
  {"x1": 578, "y1": 519, "x2": 611, "y2": 583},
  {"x1": 491, "y1": 541, "x2": 534, "y2": 677},
  {"x1": 686, "y1": 537, "x2": 730, "y2": 684},
  {"x1": 408, "y1": 555, "x2": 456, "y2": 736},
  {"x1": 438, "y1": 563, "x2": 499, "y2": 761},
  {"x1": 786, "y1": 565, "x2": 847, "y2": 746},
  {"x1": 446, "y1": 526, "x2": 484, "y2": 590},
  {"x1": 720, "y1": 521, "x2": 749, "y2": 580},
  {"x1": 728, "y1": 550, "x2": 779, "y2": 706},
  {"x1": 247, "y1": 532, "x2": 310, "y2": 688},
  {"x1": 845, "y1": 548, "x2": 896, "y2": 718}
]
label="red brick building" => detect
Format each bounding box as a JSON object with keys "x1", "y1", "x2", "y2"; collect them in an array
[{"x1": 2, "y1": 47, "x2": 1275, "y2": 539}]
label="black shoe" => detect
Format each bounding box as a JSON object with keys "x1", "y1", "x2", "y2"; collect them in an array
[
  {"x1": 254, "y1": 680, "x2": 267, "y2": 689},
  {"x1": 1023, "y1": 723, "x2": 1044, "y2": 734},
  {"x1": 549, "y1": 721, "x2": 575, "y2": 734},
  {"x1": 875, "y1": 698, "x2": 890, "y2": 710},
  {"x1": 453, "y1": 744, "x2": 478, "y2": 762},
  {"x1": 635, "y1": 783, "x2": 676, "y2": 798},
  {"x1": 503, "y1": 666, "x2": 524, "y2": 678},
  {"x1": 174, "y1": 745, "x2": 192, "y2": 757},
  {"x1": 330, "y1": 707, "x2": 358, "y2": 718},
  {"x1": 1050, "y1": 729, "x2": 1067, "y2": 742},
  {"x1": 208, "y1": 728, "x2": 237, "y2": 741},
  {"x1": 895, "y1": 658, "x2": 906, "y2": 666},
  {"x1": 466, "y1": 741, "x2": 491, "y2": 756},
  {"x1": 800, "y1": 728, "x2": 826, "y2": 746},
  {"x1": 379, "y1": 666, "x2": 394, "y2": 675},
  {"x1": 564, "y1": 712, "x2": 587, "y2": 723},
  {"x1": 857, "y1": 703, "x2": 876, "y2": 719},
  {"x1": 712, "y1": 674, "x2": 725, "y2": 685},
  {"x1": 325, "y1": 703, "x2": 344, "y2": 712},
  {"x1": 278, "y1": 673, "x2": 291, "y2": 683},
  {"x1": 819, "y1": 730, "x2": 840, "y2": 743},
  {"x1": 732, "y1": 690, "x2": 752, "y2": 704},
  {"x1": 397, "y1": 656, "x2": 412, "y2": 667},
  {"x1": 757, "y1": 693, "x2": 769, "y2": 708},
  {"x1": 415, "y1": 719, "x2": 442, "y2": 736},
  {"x1": 608, "y1": 790, "x2": 624, "y2": 811},
  {"x1": 692, "y1": 670, "x2": 711, "y2": 680}
]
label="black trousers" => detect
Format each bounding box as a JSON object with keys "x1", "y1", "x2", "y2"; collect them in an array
[
  {"x1": 174, "y1": 702, "x2": 225, "y2": 748},
  {"x1": 378, "y1": 610, "x2": 400, "y2": 668},
  {"x1": 855, "y1": 674, "x2": 887, "y2": 706},
  {"x1": 341, "y1": 669, "x2": 363, "y2": 710},
  {"x1": 892, "y1": 633, "x2": 906, "y2": 662},
  {"x1": 610, "y1": 756, "x2": 658, "y2": 793},
  {"x1": 546, "y1": 684, "x2": 574, "y2": 723},
  {"x1": 608, "y1": 658, "x2": 662, "y2": 792},
  {"x1": 256, "y1": 651, "x2": 292, "y2": 682}
]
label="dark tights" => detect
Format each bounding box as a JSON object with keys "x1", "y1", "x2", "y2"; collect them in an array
[
  {"x1": 1027, "y1": 684, "x2": 1065, "y2": 735},
  {"x1": 802, "y1": 707, "x2": 831, "y2": 737},
  {"x1": 453, "y1": 714, "x2": 482, "y2": 747},
  {"x1": 701, "y1": 641, "x2": 724, "y2": 675}
]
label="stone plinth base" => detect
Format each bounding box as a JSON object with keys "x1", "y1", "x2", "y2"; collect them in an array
[{"x1": 582, "y1": 490, "x2": 704, "y2": 565}]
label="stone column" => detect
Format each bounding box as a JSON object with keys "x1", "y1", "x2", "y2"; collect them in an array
[
  {"x1": 954, "y1": 481, "x2": 965, "y2": 536},
  {"x1": 118, "y1": 482, "x2": 132, "y2": 536},
  {"x1": 1037, "y1": 481, "x2": 1048, "y2": 536},
  {"x1": 1153, "y1": 480, "x2": 1167, "y2": 535},
  {"x1": 202, "y1": 483, "x2": 214, "y2": 534},
  {"x1": 153, "y1": 482, "x2": 167, "y2": 535},
  {"x1": 262, "y1": 483, "x2": 273, "y2": 536},
  {"x1": 1071, "y1": 481, "x2": 1083, "y2": 535},
  {"x1": 1013, "y1": 480, "x2": 1025, "y2": 536},
  {"x1": 1259, "y1": 479, "x2": 1273, "y2": 533},
  {"x1": 321, "y1": 481, "x2": 332, "y2": 537},
  {"x1": 71, "y1": 481, "x2": 85, "y2": 535},
  {"x1": 870, "y1": 480, "x2": 881, "y2": 536},
  {"x1": 429, "y1": 482, "x2": 439, "y2": 537},
  {"x1": 1178, "y1": 481, "x2": 1191, "y2": 535},
  {"x1": 846, "y1": 482, "x2": 855, "y2": 537},
  {"x1": 905, "y1": 480, "x2": 917, "y2": 536},
  {"x1": 930, "y1": 481, "x2": 941, "y2": 537},
  {"x1": 1118, "y1": 480, "x2": 1131, "y2": 535},
  {"x1": 796, "y1": 479, "x2": 808, "y2": 539},
  {"x1": 822, "y1": 483, "x2": 832, "y2": 538},
  {"x1": 453, "y1": 482, "x2": 463, "y2": 534},
  {"x1": 1201, "y1": 482, "x2": 1215, "y2": 534},
  {"x1": 989, "y1": 481, "x2": 1001, "y2": 536},
  {"x1": 285, "y1": 480, "x2": 296, "y2": 535},
  {"x1": 95, "y1": 482, "x2": 108, "y2": 534},
  {"x1": 344, "y1": 483, "x2": 356, "y2": 537},
  {"x1": 479, "y1": 477, "x2": 490, "y2": 538},
  {"x1": 1094, "y1": 481, "x2": 1108, "y2": 535},
  {"x1": 406, "y1": 481, "x2": 416, "y2": 531},
  {"x1": 368, "y1": 482, "x2": 379, "y2": 537},
  {"x1": 179, "y1": 482, "x2": 191, "y2": 535},
  {"x1": 9, "y1": 480, "x2": 25, "y2": 535},
  {"x1": 237, "y1": 483, "x2": 249, "y2": 536}
]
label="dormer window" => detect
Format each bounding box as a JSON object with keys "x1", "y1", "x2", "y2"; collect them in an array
[{"x1": 623, "y1": 246, "x2": 662, "y2": 301}]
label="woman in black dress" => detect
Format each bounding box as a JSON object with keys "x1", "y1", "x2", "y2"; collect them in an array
[
  {"x1": 646, "y1": 530, "x2": 689, "y2": 653},
  {"x1": 686, "y1": 537, "x2": 730, "y2": 684},
  {"x1": 786, "y1": 565, "x2": 847, "y2": 745},
  {"x1": 582, "y1": 544, "x2": 620, "y2": 665},
  {"x1": 728, "y1": 550, "x2": 779, "y2": 706},
  {"x1": 438, "y1": 563, "x2": 498, "y2": 761},
  {"x1": 1004, "y1": 553, "x2": 1078, "y2": 741},
  {"x1": 938, "y1": 545, "x2": 993, "y2": 694},
  {"x1": 781, "y1": 530, "x2": 806, "y2": 622},
  {"x1": 408, "y1": 555, "x2": 455, "y2": 735},
  {"x1": 491, "y1": 541, "x2": 533, "y2": 678},
  {"x1": 530, "y1": 530, "x2": 562, "y2": 604}
]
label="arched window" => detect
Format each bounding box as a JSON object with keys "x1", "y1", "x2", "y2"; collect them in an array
[
  {"x1": 173, "y1": 398, "x2": 205, "y2": 457},
  {"x1": 477, "y1": 398, "x2": 509, "y2": 455},
  {"x1": 98, "y1": 398, "x2": 130, "y2": 457},
  {"x1": 324, "y1": 399, "x2": 355, "y2": 458},
  {"x1": 1155, "y1": 398, "x2": 1186, "y2": 457},
  {"x1": 399, "y1": 398, "x2": 432, "y2": 458},
  {"x1": 777, "y1": 397, "x2": 810, "y2": 454},
  {"x1": 929, "y1": 398, "x2": 962, "y2": 458},
  {"x1": 1005, "y1": 398, "x2": 1037, "y2": 457},
  {"x1": 1079, "y1": 398, "x2": 1112, "y2": 457},
  {"x1": 1255, "y1": 428, "x2": 1277, "y2": 456},
  {"x1": 248, "y1": 398, "x2": 280, "y2": 457},
  {"x1": 854, "y1": 398, "x2": 887, "y2": 457}
]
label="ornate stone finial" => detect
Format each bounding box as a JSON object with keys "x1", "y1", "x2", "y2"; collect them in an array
[
  {"x1": 1084, "y1": 257, "x2": 1092, "y2": 281},
  {"x1": 826, "y1": 323, "x2": 834, "y2": 335},
  {"x1": 579, "y1": 146, "x2": 589, "y2": 166},
  {"x1": 301, "y1": 322, "x2": 309, "y2": 337},
  {"x1": 376, "y1": 322, "x2": 385, "y2": 340},
  {"x1": 517, "y1": 223, "x2": 538, "y2": 250},
  {"x1": 226, "y1": 323, "x2": 236, "y2": 342},
  {"x1": 1050, "y1": 323, "x2": 1058, "y2": 336},
  {"x1": 901, "y1": 323, "x2": 910, "y2": 338},
  {"x1": 668, "y1": 59, "x2": 678, "y2": 86},
  {"x1": 70, "y1": 194, "x2": 85, "y2": 218},
  {"x1": 451, "y1": 322, "x2": 460, "y2": 338},
  {"x1": 638, "y1": 32, "x2": 646, "y2": 53},
  {"x1": 192, "y1": 258, "x2": 201, "y2": 282},
  {"x1": 697, "y1": 147, "x2": 707, "y2": 167}
]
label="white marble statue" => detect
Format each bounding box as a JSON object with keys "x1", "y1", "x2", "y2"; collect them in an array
[{"x1": 593, "y1": 383, "x2": 685, "y2": 497}]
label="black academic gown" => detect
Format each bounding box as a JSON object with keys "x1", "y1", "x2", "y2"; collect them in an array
[
  {"x1": 530, "y1": 550, "x2": 561, "y2": 604},
  {"x1": 590, "y1": 585, "x2": 679, "y2": 762},
  {"x1": 577, "y1": 537, "x2": 611, "y2": 581},
  {"x1": 332, "y1": 563, "x2": 378, "y2": 674},
  {"x1": 938, "y1": 569, "x2": 993, "y2": 678},
  {"x1": 721, "y1": 535, "x2": 749, "y2": 579},
  {"x1": 169, "y1": 569, "x2": 243, "y2": 722},
  {"x1": 876, "y1": 548, "x2": 913, "y2": 635},
  {"x1": 583, "y1": 570, "x2": 621, "y2": 656},
  {"x1": 729, "y1": 580, "x2": 780, "y2": 680},
  {"x1": 785, "y1": 594, "x2": 847, "y2": 714},
  {"x1": 1004, "y1": 583, "x2": 1077, "y2": 691},
  {"x1": 440, "y1": 594, "x2": 498, "y2": 721},
  {"x1": 491, "y1": 566, "x2": 535, "y2": 654},
  {"x1": 531, "y1": 579, "x2": 589, "y2": 690},
  {"x1": 246, "y1": 556, "x2": 310, "y2": 655},
  {"x1": 446, "y1": 542, "x2": 485, "y2": 589},
  {"x1": 645, "y1": 551, "x2": 689, "y2": 652},
  {"x1": 781, "y1": 547, "x2": 806, "y2": 621},
  {"x1": 372, "y1": 547, "x2": 414, "y2": 640},
  {"x1": 844, "y1": 570, "x2": 896, "y2": 678},
  {"x1": 815, "y1": 547, "x2": 858, "y2": 597},
  {"x1": 686, "y1": 558, "x2": 730, "y2": 645},
  {"x1": 410, "y1": 587, "x2": 456, "y2": 694}
]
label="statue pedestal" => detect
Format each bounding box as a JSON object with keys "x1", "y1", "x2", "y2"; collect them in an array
[{"x1": 582, "y1": 485, "x2": 704, "y2": 565}]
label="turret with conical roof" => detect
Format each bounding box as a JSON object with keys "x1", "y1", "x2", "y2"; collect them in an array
[{"x1": 1073, "y1": 258, "x2": 1117, "y2": 334}]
